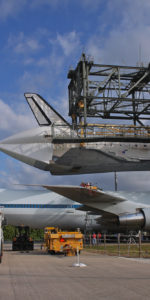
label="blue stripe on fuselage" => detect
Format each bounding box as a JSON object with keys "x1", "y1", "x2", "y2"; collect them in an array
[{"x1": 0, "y1": 204, "x2": 81, "y2": 209}]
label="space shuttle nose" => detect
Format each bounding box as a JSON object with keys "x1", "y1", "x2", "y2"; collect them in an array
[{"x1": 0, "y1": 127, "x2": 53, "y2": 171}]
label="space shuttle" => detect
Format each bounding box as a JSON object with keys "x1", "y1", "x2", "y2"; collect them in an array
[{"x1": 1, "y1": 93, "x2": 150, "y2": 175}]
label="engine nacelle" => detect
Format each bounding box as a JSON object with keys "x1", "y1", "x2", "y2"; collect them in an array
[
  {"x1": 141, "y1": 208, "x2": 150, "y2": 230},
  {"x1": 119, "y1": 208, "x2": 150, "y2": 231},
  {"x1": 119, "y1": 212, "x2": 144, "y2": 230}
]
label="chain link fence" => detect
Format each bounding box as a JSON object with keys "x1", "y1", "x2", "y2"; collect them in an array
[{"x1": 83, "y1": 232, "x2": 150, "y2": 258}]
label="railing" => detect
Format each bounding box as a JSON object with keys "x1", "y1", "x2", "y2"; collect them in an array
[
  {"x1": 78, "y1": 124, "x2": 150, "y2": 138},
  {"x1": 51, "y1": 123, "x2": 150, "y2": 140}
]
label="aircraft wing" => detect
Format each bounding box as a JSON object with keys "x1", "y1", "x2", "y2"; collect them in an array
[
  {"x1": 41, "y1": 185, "x2": 126, "y2": 217},
  {"x1": 76, "y1": 204, "x2": 118, "y2": 225}
]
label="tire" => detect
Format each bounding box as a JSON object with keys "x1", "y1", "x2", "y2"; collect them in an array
[{"x1": 49, "y1": 250, "x2": 55, "y2": 255}]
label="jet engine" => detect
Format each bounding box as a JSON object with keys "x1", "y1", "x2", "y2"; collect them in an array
[{"x1": 119, "y1": 208, "x2": 150, "y2": 231}]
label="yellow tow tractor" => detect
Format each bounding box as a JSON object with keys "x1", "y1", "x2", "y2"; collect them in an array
[{"x1": 44, "y1": 227, "x2": 83, "y2": 256}]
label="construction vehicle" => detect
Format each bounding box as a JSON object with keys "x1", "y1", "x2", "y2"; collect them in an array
[
  {"x1": 44, "y1": 227, "x2": 83, "y2": 256},
  {"x1": 12, "y1": 226, "x2": 34, "y2": 251},
  {"x1": 80, "y1": 182, "x2": 99, "y2": 190}
]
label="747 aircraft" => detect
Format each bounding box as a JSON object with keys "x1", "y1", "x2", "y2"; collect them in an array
[
  {"x1": 0, "y1": 93, "x2": 150, "y2": 175},
  {"x1": 0, "y1": 183, "x2": 150, "y2": 260},
  {"x1": 1, "y1": 183, "x2": 150, "y2": 233}
]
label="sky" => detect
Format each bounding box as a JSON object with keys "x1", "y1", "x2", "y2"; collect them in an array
[{"x1": 0, "y1": 0, "x2": 150, "y2": 191}]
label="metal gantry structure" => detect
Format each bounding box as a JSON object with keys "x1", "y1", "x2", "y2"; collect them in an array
[{"x1": 68, "y1": 53, "x2": 150, "y2": 138}]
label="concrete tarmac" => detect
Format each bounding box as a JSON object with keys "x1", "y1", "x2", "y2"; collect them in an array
[{"x1": 1, "y1": 246, "x2": 150, "y2": 300}]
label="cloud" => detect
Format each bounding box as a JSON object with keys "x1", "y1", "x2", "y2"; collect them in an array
[
  {"x1": 7, "y1": 32, "x2": 42, "y2": 55},
  {"x1": 5, "y1": 29, "x2": 82, "y2": 97},
  {"x1": 0, "y1": 0, "x2": 102, "y2": 21},
  {"x1": 15, "y1": 38, "x2": 41, "y2": 54},
  {"x1": 30, "y1": 0, "x2": 62, "y2": 8},
  {"x1": 0, "y1": 0, "x2": 68, "y2": 20},
  {"x1": 0, "y1": 98, "x2": 36, "y2": 138},
  {"x1": 118, "y1": 172, "x2": 150, "y2": 192},
  {"x1": 87, "y1": 28, "x2": 150, "y2": 66},
  {"x1": 85, "y1": 1, "x2": 150, "y2": 66},
  {"x1": 109, "y1": 0, "x2": 150, "y2": 29},
  {"x1": 19, "y1": 71, "x2": 50, "y2": 92},
  {"x1": 51, "y1": 31, "x2": 81, "y2": 57},
  {"x1": 0, "y1": 0, "x2": 27, "y2": 20},
  {"x1": 23, "y1": 58, "x2": 35, "y2": 65},
  {"x1": 80, "y1": 0, "x2": 102, "y2": 10}
]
